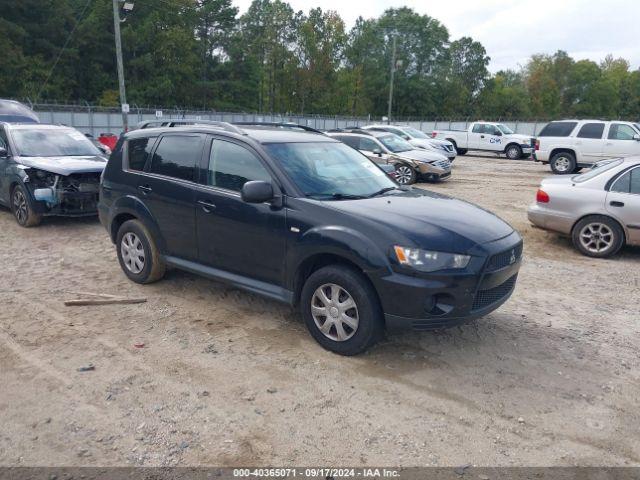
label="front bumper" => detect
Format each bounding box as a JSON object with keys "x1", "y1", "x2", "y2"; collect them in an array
[
  {"x1": 372, "y1": 231, "x2": 522, "y2": 331},
  {"x1": 416, "y1": 162, "x2": 451, "y2": 179},
  {"x1": 32, "y1": 191, "x2": 99, "y2": 217}
]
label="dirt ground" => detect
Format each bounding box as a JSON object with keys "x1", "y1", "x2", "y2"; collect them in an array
[{"x1": 0, "y1": 155, "x2": 638, "y2": 468}]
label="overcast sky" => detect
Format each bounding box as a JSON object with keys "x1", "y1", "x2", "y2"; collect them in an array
[{"x1": 232, "y1": 0, "x2": 640, "y2": 73}]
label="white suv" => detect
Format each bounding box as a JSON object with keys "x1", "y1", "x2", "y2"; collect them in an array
[{"x1": 535, "y1": 120, "x2": 640, "y2": 174}]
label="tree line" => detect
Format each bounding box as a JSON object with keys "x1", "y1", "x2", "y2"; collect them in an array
[{"x1": 1, "y1": 0, "x2": 639, "y2": 120}]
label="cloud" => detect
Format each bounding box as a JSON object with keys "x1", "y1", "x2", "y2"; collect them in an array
[{"x1": 232, "y1": 0, "x2": 640, "y2": 72}]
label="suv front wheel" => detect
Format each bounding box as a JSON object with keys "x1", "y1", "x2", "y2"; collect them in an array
[
  {"x1": 116, "y1": 219, "x2": 166, "y2": 284},
  {"x1": 301, "y1": 265, "x2": 383, "y2": 355}
]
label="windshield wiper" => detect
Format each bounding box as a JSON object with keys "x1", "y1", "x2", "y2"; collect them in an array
[
  {"x1": 306, "y1": 192, "x2": 367, "y2": 200},
  {"x1": 367, "y1": 187, "x2": 402, "y2": 198}
]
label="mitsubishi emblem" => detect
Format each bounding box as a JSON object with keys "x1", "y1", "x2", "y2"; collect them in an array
[{"x1": 509, "y1": 250, "x2": 516, "y2": 264}]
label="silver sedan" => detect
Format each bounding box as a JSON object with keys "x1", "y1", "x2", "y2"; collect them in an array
[{"x1": 528, "y1": 157, "x2": 640, "y2": 257}]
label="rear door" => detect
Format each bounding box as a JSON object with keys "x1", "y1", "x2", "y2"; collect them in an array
[
  {"x1": 603, "y1": 123, "x2": 640, "y2": 158},
  {"x1": 195, "y1": 137, "x2": 287, "y2": 286},
  {"x1": 575, "y1": 122, "x2": 606, "y2": 164},
  {"x1": 606, "y1": 166, "x2": 640, "y2": 244},
  {"x1": 140, "y1": 133, "x2": 204, "y2": 260}
]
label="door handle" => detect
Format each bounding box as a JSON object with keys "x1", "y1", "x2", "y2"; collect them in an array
[
  {"x1": 610, "y1": 201, "x2": 624, "y2": 207},
  {"x1": 138, "y1": 185, "x2": 152, "y2": 194},
  {"x1": 197, "y1": 200, "x2": 216, "y2": 212},
  {"x1": 480, "y1": 135, "x2": 485, "y2": 138}
]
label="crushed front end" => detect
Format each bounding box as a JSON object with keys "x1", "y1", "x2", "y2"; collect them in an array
[{"x1": 24, "y1": 169, "x2": 101, "y2": 217}]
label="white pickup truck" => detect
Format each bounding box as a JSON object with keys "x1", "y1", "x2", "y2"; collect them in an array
[
  {"x1": 431, "y1": 122, "x2": 534, "y2": 159},
  {"x1": 534, "y1": 120, "x2": 640, "y2": 174}
]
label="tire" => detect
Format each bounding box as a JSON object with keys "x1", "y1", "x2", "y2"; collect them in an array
[
  {"x1": 394, "y1": 163, "x2": 417, "y2": 185},
  {"x1": 571, "y1": 215, "x2": 624, "y2": 258},
  {"x1": 505, "y1": 144, "x2": 522, "y2": 160},
  {"x1": 11, "y1": 184, "x2": 42, "y2": 227},
  {"x1": 116, "y1": 219, "x2": 166, "y2": 284},
  {"x1": 550, "y1": 151, "x2": 576, "y2": 174},
  {"x1": 300, "y1": 265, "x2": 384, "y2": 356},
  {"x1": 573, "y1": 167, "x2": 583, "y2": 173},
  {"x1": 457, "y1": 149, "x2": 468, "y2": 155}
]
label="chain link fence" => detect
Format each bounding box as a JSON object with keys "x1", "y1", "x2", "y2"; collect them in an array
[{"x1": 25, "y1": 101, "x2": 550, "y2": 136}]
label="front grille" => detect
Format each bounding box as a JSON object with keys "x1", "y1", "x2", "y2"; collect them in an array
[
  {"x1": 434, "y1": 159, "x2": 451, "y2": 170},
  {"x1": 472, "y1": 275, "x2": 517, "y2": 311},
  {"x1": 486, "y1": 242, "x2": 523, "y2": 272},
  {"x1": 444, "y1": 145, "x2": 454, "y2": 152}
]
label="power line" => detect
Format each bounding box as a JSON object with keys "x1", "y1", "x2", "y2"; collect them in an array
[{"x1": 35, "y1": 0, "x2": 94, "y2": 102}]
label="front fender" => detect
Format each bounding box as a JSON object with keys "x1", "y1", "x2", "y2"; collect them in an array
[{"x1": 108, "y1": 195, "x2": 165, "y2": 252}]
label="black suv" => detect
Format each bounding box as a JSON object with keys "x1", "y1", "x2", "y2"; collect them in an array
[{"x1": 99, "y1": 123, "x2": 522, "y2": 355}]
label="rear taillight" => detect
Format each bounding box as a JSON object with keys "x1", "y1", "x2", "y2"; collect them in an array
[
  {"x1": 535, "y1": 139, "x2": 540, "y2": 151},
  {"x1": 536, "y1": 189, "x2": 549, "y2": 203}
]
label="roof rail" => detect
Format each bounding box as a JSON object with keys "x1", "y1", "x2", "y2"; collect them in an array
[
  {"x1": 135, "y1": 119, "x2": 246, "y2": 135},
  {"x1": 232, "y1": 121, "x2": 325, "y2": 135}
]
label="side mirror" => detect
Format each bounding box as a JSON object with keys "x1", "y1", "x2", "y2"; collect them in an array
[
  {"x1": 0, "y1": 146, "x2": 7, "y2": 157},
  {"x1": 241, "y1": 180, "x2": 274, "y2": 204},
  {"x1": 634, "y1": 134, "x2": 640, "y2": 141},
  {"x1": 373, "y1": 148, "x2": 383, "y2": 157}
]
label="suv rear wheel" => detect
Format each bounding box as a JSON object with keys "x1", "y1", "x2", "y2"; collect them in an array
[
  {"x1": 301, "y1": 265, "x2": 383, "y2": 356},
  {"x1": 11, "y1": 184, "x2": 42, "y2": 227},
  {"x1": 116, "y1": 219, "x2": 166, "y2": 284},
  {"x1": 572, "y1": 215, "x2": 624, "y2": 258},
  {"x1": 394, "y1": 164, "x2": 417, "y2": 185},
  {"x1": 550, "y1": 151, "x2": 576, "y2": 174}
]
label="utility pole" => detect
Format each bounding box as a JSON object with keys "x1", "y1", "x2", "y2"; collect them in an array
[
  {"x1": 112, "y1": 0, "x2": 128, "y2": 131},
  {"x1": 387, "y1": 34, "x2": 397, "y2": 125}
]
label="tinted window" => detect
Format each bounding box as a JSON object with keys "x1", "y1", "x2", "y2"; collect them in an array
[
  {"x1": 630, "y1": 168, "x2": 640, "y2": 194},
  {"x1": 573, "y1": 158, "x2": 623, "y2": 183},
  {"x1": 608, "y1": 124, "x2": 638, "y2": 140},
  {"x1": 149, "y1": 135, "x2": 202, "y2": 181},
  {"x1": 538, "y1": 122, "x2": 578, "y2": 137},
  {"x1": 208, "y1": 140, "x2": 271, "y2": 191},
  {"x1": 611, "y1": 171, "x2": 631, "y2": 193},
  {"x1": 335, "y1": 135, "x2": 359, "y2": 149},
  {"x1": 127, "y1": 137, "x2": 156, "y2": 171},
  {"x1": 577, "y1": 123, "x2": 605, "y2": 139},
  {"x1": 359, "y1": 137, "x2": 379, "y2": 152}
]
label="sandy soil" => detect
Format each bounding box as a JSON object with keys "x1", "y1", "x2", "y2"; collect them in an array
[{"x1": 0, "y1": 155, "x2": 638, "y2": 467}]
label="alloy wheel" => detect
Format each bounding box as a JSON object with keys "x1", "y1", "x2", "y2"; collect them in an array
[
  {"x1": 121, "y1": 232, "x2": 146, "y2": 274},
  {"x1": 554, "y1": 156, "x2": 571, "y2": 172},
  {"x1": 13, "y1": 189, "x2": 28, "y2": 225},
  {"x1": 579, "y1": 223, "x2": 614, "y2": 254},
  {"x1": 395, "y1": 166, "x2": 413, "y2": 185},
  {"x1": 507, "y1": 146, "x2": 520, "y2": 159},
  {"x1": 311, "y1": 283, "x2": 359, "y2": 342}
]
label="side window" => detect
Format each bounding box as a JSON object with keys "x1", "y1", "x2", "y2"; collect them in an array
[
  {"x1": 608, "y1": 124, "x2": 637, "y2": 141},
  {"x1": 611, "y1": 171, "x2": 631, "y2": 193},
  {"x1": 538, "y1": 122, "x2": 578, "y2": 137},
  {"x1": 630, "y1": 168, "x2": 640, "y2": 194},
  {"x1": 577, "y1": 123, "x2": 605, "y2": 139},
  {"x1": 337, "y1": 136, "x2": 359, "y2": 149},
  {"x1": 148, "y1": 135, "x2": 202, "y2": 182},
  {"x1": 0, "y1": 127, "x2": 8, "y2": 151},
  {"x1": 487, "y1": 125, "x2": 500, "y2": 135},
  {"x1": 472, "y1": 124, "x2": 484, "y2": 134},
  {"x1": 208, "y1": 140, "x2": 271, "y2": 192},
  {"x1": 359, "y1": 137, "x2": 379, "y2": 152},
  {"x1": 127, "y1": 137, "x2": 156, "y2": 171}
]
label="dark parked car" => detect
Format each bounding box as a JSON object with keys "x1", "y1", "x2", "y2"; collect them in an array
[
  {"x1": 0, "y1": 99, "x2": 39, "y2": 123},
  {"x1": 0, "y1": 123, "x2": 107, "y2": 226},
  {"x1": 99, "y1": 123, "x2": 522, "y2": 355}
]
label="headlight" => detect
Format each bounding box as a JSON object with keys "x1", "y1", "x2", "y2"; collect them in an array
[{"x1": 393, "y1": 246, "x2": 470, "y2": 272}]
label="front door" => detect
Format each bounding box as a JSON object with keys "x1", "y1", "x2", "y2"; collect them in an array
[
  {"x1": 195, "y1": 138, "x2": 287, "y2": 286},
  {"x1": 603, "y1": 123, "x2": 640, "y2": 158},
  {"x1": 139, "y1": 133, "x2": 203, "y2": 260},
  {"x1": 606, "y1": 166, "x2": 640, "y2": 244}
]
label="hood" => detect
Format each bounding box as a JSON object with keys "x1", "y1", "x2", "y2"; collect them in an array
[
  {"x1": 325, "y1": 189, "x2": 514, "y2": 251},
  {"x1": 393, "y1": 149, "x2": 448, "y2": 163},
  {"x1": 18, "y1": 155, "x2": 107, "y2": 176},
  {"x1": 509, "y1": 134, "x2": 532, "y2": 142}
]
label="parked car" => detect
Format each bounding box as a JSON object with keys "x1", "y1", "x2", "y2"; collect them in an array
[
  {"x1": 85, "y1": 133, "x2": 112, "y2": 155},
  {"x1": 99, "y1": 123, "x2": 522, "y2": 355},
  {"x1": 362, "y1": 125, "x2": 457, "y2": 161},
  {"x1": 327, "y1": 129, "x2": 451, "y2": 185},
  {"x1": 528, "y1": 157, "x2": 640, "y2": 257},
  {"x1": 432, "y1": 122, "x2": 534, "y2": 160},
  {"x1": 0, "y1": 99, "x2": 39, "y2": 124},
  {"x1": 534, "y1": 120, "x2": 640, "y2": 174},
  {"x1": 0, "y1": 123, "x2": 106, "y2": 226}
]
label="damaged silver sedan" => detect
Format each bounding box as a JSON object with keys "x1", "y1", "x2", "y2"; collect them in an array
[{"x1": 0, "y1": 123, "x2": 107, "y2": 227}]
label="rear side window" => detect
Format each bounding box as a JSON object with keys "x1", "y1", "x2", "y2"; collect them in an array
[
  {"x1": 608, "y1": 123, "x2": 638, "y2": 140},
  {"x1": 613, "y1": 168, "x2": 640, "y2": 194},
  {"x1": 577, "y1": 123, "x2": 605, "y2": 139},
  {"x1": 208, "y1": 140, "x2": 271, "y2": 191},
  {"x1": 127, "y1": 137, "x2": 156, "y2": 171},
  {"x1": 538, "y1": 122, "x2": 578, "y2": 137},
  {"x1": 148, "y1": 135, "x2": 203, "y2": 182}
]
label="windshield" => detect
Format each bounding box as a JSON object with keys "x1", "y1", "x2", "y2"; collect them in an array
[
  {"x1": 378, "y1": 134, "x2": 413, "y2": 153},
  {"x1": 403, "y1": 127, "x2": 430, "y2": 139},
  {"x1": 635, "y1": 123, "x2": 640, "y2": 132},
  {"x1": 265, "y1": 142, "x2": 397, "y2": 199},
  {"x1": 572, "y1": 158, "x2": 623, "y2": 183},
  {"x1": 497, "y1": 124, "x2": 515, "y2": 135},
  {"x1": 12, "y1": 128, "x2": 101, "y2": 157}
]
